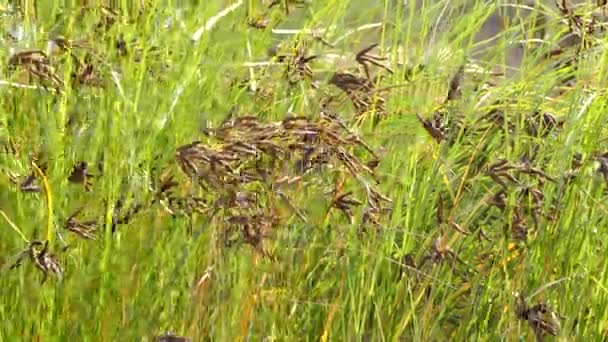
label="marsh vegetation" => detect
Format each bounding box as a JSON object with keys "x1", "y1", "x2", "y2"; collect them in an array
[{"x1": 2, "y1": 1, "x2": 608, "y2": 340}]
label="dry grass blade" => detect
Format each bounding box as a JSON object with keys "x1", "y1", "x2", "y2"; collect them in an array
[
  {"x1": 192, "y1": 1, "x2": 244, "y2": 42},
  {"x1": 449, "y1": 221, "x2": 471, "y2": 235}
]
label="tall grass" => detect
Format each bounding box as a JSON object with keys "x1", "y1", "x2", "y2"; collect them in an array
[{"x1": 1, "y1": 0, "x2": 608, "y2": 341}]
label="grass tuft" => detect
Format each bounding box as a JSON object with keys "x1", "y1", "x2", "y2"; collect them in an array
[{"x1": 2, "y1": 0, "x2": 608, "y2": 340}]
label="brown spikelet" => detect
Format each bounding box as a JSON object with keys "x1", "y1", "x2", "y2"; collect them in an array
[
  {"x1": 516, "y1": 292, "x2": 562, "y2": 341},
  {"x1": 446, "y1": 64, "x2": 464, "y2": 102},
  {"x1": 8, "y1": 50, "x2": 64, "y2": 91},
  {"x1": 355, "y1": 43, "x2": 394, "y2": 82},
  {"x1": 65, "y1": 208, "x2": 98, "y2": 240},
  {"x1": 10, "y1": 241, "x2": 64, "y2": 283}
]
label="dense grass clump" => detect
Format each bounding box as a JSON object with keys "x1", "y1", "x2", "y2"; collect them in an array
[{"x1": 2, "y1": 1, "x2": 608, "y2": 341}]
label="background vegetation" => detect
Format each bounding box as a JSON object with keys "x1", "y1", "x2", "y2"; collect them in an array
[{"x1": 1, "y1": 0, "x2": 608, "y2": 340}]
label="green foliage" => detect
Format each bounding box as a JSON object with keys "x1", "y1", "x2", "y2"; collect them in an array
[{"x1": 2, "y1": 1, "x2": 608, "y2": 341}]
